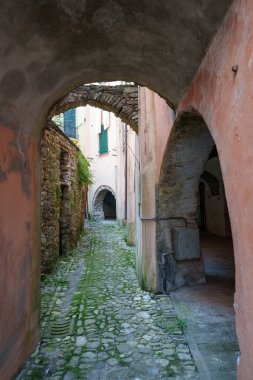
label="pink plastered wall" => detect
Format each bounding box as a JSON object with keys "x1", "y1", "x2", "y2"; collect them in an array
[
  {"x1": 178, "y1": 0, "x2": 253, "y2": 378},
  {"x1": 0, "y1": 125, "x2": 40, "y2": 380},
  {"x1": 154, "y1": 94, "x2": 174, "y2": 181}
]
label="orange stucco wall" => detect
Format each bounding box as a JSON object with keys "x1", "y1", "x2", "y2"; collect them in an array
[
  {"x1": 0, "y1": 125, "x2": 40, "y2": 380},
  {"x1": 178, "y1": 0, "x2": 253, "y2": 378}
]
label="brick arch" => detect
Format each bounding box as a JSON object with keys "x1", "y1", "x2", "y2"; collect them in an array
[
  {"x1": 50, "y1": 84, "x2": 138, "y2": 133},
  {"x1": 92, "y1": 185, "x2": 116, "y2": 220},
  {"x1": 156, "y1": 108, "x2": 215, "y2": 292}
]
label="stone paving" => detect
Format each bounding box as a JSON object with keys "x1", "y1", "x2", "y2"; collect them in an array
[{"x1": 16, "y1": 221, "x2": 198, "y2": 380}]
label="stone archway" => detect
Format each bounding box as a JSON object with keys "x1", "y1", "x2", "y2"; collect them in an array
[
  {"x1": 92, "y1": 185, "x2": 117, "y2": 220},
  {"x1": 156, "y1": 108, "x2": 216, "y2": 292},
  {"x1": 156, "y1": 108, "x2": 238, "y2": 377},
  {"x1": 50, "y1": 84, "x2": 138, "y2": 132},
  {"x1": 0, "y1": 2, "x2": 247, "y2": 379}
]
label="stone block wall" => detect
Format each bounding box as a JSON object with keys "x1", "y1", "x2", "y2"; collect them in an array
[
  {"x1": 41, "y1": 122, "x2": 87, "y2": 274},
  {"x1": 92, "y1": 185, "x2": 116, "y2": 220},
  {"x1": 51, "y1": 84, "x2": 138, "y2": 132}
]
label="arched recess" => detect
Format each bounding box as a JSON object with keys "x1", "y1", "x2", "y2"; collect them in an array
[
  {"x1": 50, "y1": 84, "x2": 138, "y2": 133},
  {"x1": 92, "y1": 185, "x2": 117, "y2": 220},
  {"x1": 156, "y1": 108, "x2": 221, "y2": 292}
]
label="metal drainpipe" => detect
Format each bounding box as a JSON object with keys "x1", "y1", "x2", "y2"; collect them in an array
[
  {"x1": 138, "y1": 202, "x2": 188, "y2": 226},
  {"x1": 124, "y1": 124, "x2": 128, "y2": 222}
]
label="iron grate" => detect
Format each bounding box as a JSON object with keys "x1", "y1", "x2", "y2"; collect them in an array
[{"x1": 45, "y1": 318, "x2": 74, "y2": 338}]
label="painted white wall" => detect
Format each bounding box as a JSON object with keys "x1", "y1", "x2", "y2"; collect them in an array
[{"x1": 75, "y1": 105, "x2": 135, "y2": 222}]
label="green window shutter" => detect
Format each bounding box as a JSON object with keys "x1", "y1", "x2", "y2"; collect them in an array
[{"x1": 99, "y1": 124, "x2": 108, "y2": 154}]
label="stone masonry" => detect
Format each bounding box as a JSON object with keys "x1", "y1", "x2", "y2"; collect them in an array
[
  {"x1": 41, "y1": 121, "x2": 87, "y2": 274},
  {"x1": 156, "y1": 109, "x2": 214, "y2": 292},
  {"x1": 92, "y1": 185, "x2": 116, "y2": 220},
  {"x1": 50, "y1": 84, "x2": 139, "y2": 132}
]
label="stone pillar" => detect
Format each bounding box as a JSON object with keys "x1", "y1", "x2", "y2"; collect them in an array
[{"x1": 0, "y1": 124, "x2": 40, "y2": 380}]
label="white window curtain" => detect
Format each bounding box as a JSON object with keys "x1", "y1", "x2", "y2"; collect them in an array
[
  {"x1": 95, "y1": 108, "x2": 102, "y2": 134},
  {"x1": 102, "y1": 110, "x2": 110, "y2": 130}
]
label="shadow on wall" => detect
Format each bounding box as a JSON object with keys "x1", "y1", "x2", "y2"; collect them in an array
[{"x1": 103, "y1": 191, "x2": 116, "y2": 219}]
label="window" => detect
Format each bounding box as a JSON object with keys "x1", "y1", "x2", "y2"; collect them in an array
[
  {"x1": 63, "y1": 109, "x2": 76, "y2": 139},
  {"x1": 99, "y1": 124, "x2": 108, "y2": 155}
]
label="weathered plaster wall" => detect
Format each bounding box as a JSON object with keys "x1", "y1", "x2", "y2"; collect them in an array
[
  {"x1": 178, "y1": 1, "x2": 253, "y2": 377},
  {"x1": 0, "y1": 127, "x2": 40, "y2": 380},
  {"x1": 136, "y1": 87, "x2": 173, "y2": 291},
  {"x1": 126, "y1": 128, "x2": 136, "y2": 246}
]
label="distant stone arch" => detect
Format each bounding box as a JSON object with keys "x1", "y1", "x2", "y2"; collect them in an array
[
  {"x1": 92, "y1": 185, "x2": 117, "y2": 220},
  {"x1": 50, "y1": 84, "x2": 138, "y2": 132}
]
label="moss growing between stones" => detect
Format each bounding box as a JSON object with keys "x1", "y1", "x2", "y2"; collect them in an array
[
  {"x1": 18, "y1": 222, "x2": 198, "y2": 379},
  {"x1": 55, "y1": 182, "x2": 61, "y2": 206},
  {"x1": 41, "y1": 126, "x2": 61, "y2": 275},
  {"x1": 77, "y1": 151, "x2": 92, "y2": 186},
  {"x1": 41, "y1": 123, "x2": 90, "y2": 274}
]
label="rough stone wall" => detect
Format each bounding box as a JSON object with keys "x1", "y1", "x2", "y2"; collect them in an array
[
  {"x1": 41, "y1": 122, "x2": 87, "y2": 274},
  {"x1": 156, "y1": 109, "x2": 214, "y2": 292},
  {"x1": 41, "y1": 127, "x2": 61, "y2": 274},
  {"x1": 68, "y1": 159, "x2": 86, "y2": 249},
  {"x1": 51, "y1": 84, "x2": 138, "y2": 132}
]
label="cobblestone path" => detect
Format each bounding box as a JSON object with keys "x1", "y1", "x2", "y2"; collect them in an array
[{"x1": 17, "y1": 222, "x2": 198, "y2": 380}]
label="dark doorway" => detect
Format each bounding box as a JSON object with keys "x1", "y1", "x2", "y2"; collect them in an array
[
  {"x1": 198, "y1": 181, "x2": 206, "y2": 231},
  {"x1": 103, "y1": 191, "x2": 116, "y2": 219},
  {"x1": 199, "y1": 155, "x2": 235, "y2": 282}
]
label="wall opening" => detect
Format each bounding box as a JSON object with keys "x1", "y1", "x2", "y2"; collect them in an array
[
  {"x1": 157, "y1": 108, "x2": 239, "y2": 376},
  {"x1": 156, "y1": 108, "x2": 235, "y2": 292},
  {"x1": 198, "y1": 152, "x2": 235, "y2": 283},
  {"x1": 92, "y1": 185, "x2": 117, "y2": 220},
  {"x1": 103, "y1": 191, "x2": 116, "y2": 220}
]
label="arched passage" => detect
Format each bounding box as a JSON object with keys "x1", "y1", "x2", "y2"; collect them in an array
[
  {"x1": 0, "y1": 2, "x2": 247, "y2": 378},
  {"x1": 156, "y1": 108, "x2": 238, "y2": 377},
  {"x1": 156, "y1": 109, "x2": 215, "y2": 291},
  {"x1": 156, "y1": 107, "x2": 235, "y2": 290},
  {"x1": 92, "y1": 185, "x2": 117, "y2": 220},
  {"x1": 50, "y1": 84, "x2": 138, "y2": 132}
]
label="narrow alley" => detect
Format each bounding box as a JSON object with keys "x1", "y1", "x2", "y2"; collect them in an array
[{"x1": 16, "y1": 222, "x2": 198, "y2": 380}]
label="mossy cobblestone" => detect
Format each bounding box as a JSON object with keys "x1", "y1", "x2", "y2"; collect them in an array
[{"x1": 16, "y1": 222, "x2": 198, "y2": 380}]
